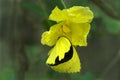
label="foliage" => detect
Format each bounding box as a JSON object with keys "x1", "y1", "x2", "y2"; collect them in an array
[
  {"x1": 0, "y1": 0, "x2": 120, "y2": 80},
  {"x1": 0, "y1": 67, "x2": 16, "y2": 80}
]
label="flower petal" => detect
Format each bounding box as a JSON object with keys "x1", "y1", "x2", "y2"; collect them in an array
[
  {"x1": 66, "y1": 23, "x2": 90, "y2": 46},
  {"x1": 49, "y1": 6, "x2": 68, "y2": 22},
  {"x1": 68, "y1": 6, "x2": 94, "y2": 23},
  {"x1": 41, "y1": 22, "x2": 63, "y2": 46},
  {"x1": 49, "y1": 6, "x2": 93, "y2": 23}
]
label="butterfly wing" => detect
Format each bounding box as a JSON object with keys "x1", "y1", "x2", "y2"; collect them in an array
[
  {"x1": 50, "y1": 46, "x2": 81, "y2": 73},
  {"x1": 46, "y1": 37, "x2": 81, "y2": 73}
]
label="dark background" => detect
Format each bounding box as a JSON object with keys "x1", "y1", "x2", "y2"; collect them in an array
[{"x1": 0, "y1": 0, "x2": 120, "y2": 80}]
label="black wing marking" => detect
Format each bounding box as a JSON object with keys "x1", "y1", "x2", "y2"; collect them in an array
[{"x1": 49, "y1": 46, "x2": 73, "y2": 66}]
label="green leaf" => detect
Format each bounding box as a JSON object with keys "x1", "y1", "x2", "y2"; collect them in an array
[
  {"x1": 80, "y1": 72, "x2": 95, "y2": 80},
  {"x1": 25, "y1": 45, "x2": 45, "y2": 66},
  {"x1": 0, "y1": 67, "x2": 16, "y2": 80},
  {"x1": 104, "y1": 17, "x2": 120, "y2": 34},
  {"x1": 70, "y1": 72, "x2": 95, "y2": 80},
  {"x1": 91, "y1": 5, "x2": 120, "y2": 34},
  {"x1": 20, "y1": 2, "x2": 44, "y2": 17}
]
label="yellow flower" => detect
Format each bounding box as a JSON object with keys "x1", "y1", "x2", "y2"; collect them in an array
[
  {"x1": 41, "y1": 6, "x2": 93, "y2": 46},
  {"x1": 41, "y1": 6, "x2": 94, "y2": 73}
]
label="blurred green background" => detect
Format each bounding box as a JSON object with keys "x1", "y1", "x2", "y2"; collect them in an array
[{"x1": 0, "y1": 0, "x2": 120, "y2": 80}]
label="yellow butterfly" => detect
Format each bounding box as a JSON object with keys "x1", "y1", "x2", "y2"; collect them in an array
[{"x1": 46, "y1": 37, "x2": 81, "y2": 73}]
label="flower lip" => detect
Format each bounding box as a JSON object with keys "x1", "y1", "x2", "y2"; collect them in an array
[{"x1": 48, "y1": 46, "x2": 73, "y2": 66}]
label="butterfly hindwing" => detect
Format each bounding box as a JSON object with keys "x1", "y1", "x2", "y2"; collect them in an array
[{"x1": 46, "y1": 37, "x2": 81, "y2": 73}]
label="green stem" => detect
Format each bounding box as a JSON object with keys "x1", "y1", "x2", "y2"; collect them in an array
[
  {"x1": 38, "y1": 0, "x2": 50, "y2": 29},
  {"x1": 60, "y1": 0, "x2": 67, "y2": 8}
]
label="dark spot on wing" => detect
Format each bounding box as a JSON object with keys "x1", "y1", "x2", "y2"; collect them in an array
[{"x1": 48, "y1": 46, "x2": 73, "y2": 66}]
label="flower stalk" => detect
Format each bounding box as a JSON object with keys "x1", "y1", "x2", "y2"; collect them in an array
[{"x1": 60, "y1": 0, "x2": 67, "y2": 8}]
